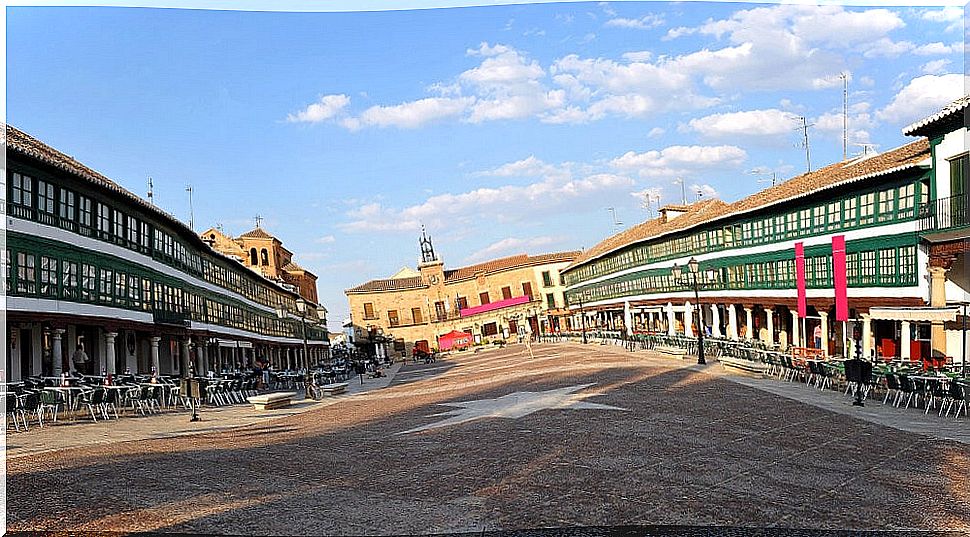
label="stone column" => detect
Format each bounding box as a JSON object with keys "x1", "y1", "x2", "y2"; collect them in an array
[
  {"x1": 711, "y1": 304, "x2": 722, "y2": 338},
  {"x1": 901, "y1": 320, "x2": 911, "y2": 360},
  {"x1": 150, "y1": 336, "x2": 161, "y2": 374},
  {"x1": 727, "y1": 305, "x2": 738, "y2": 340},
  {"x1": 861, "y1": 313, "x2": 873, "y2": 358},
  {"x1": 647, "y1": 311, "x2": 655, "y2": 331},
  {"x1": 791, "y1": 311, "x2": 800, "y2": 350},
  {"x1": 666, "y1": 303, "x2": 676, "y2": 336},
  {"x1": 51, "y1": 328, "x2": 65, "y2": 377},
  {"x1": 819, "y1": 312, "x2": 829, "y2": 358},
  {"x1": 765, "y1": 308, "x2": 775, "y2": 346},
  {"x1": 744, "y1": 308, "x2": 754, "y2": 341},
  {"x1": 929, "y1": 266, "x2": 949, "y2": 357},
  {"x1": 180, "y1": 338, "x2": 192, "y2": 376},
  {"x1": 104, "y1": 331, "x2": 118, "y2": 375},
  {"x1": 195, "y1": 341, "x2": 205, "y2": 374},
  {"x1": 684, "y1": 302, "x2": 693, "y2": 337}
]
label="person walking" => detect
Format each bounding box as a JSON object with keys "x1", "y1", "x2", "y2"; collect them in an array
[{"x1": 814, "y1": 323, "x2": 822, "y2": 349}]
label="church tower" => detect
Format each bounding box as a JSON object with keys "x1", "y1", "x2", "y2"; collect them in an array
[{"x1": 417, "y1": 226, "x2": 445, "y2": 288}]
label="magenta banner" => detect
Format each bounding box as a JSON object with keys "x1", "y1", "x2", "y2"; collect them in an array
[
  {"x1": 460, "y1": 295, "x2": 531, "y2": 317},
  {"x1": 795, "y1": 242, "x2": 807, "y2": 318},
  {"x1": 833, "y1": 235, "x2": 848, "y2": 322}
]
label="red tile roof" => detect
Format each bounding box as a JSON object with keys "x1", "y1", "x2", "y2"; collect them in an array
[
  {"x1": 566, "y1": 138, "x2": 931, "y2": 272},
  {"x1": 239, "y1": 227, "x2": 275, "y2": 239},
  {"x1": 444, "y1": 251, "x2": 580, "y2": 282},
  {"x1": 346, "y1": 276, "x2": 425, "y2": 294}
]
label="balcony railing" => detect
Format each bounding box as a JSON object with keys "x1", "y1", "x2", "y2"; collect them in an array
[
  {"x1": 919, "y1": 194, "x2": 970, "y2": 233},
  {"x1": 153, "y1": 310, "x2": 190, "y2": 327}
]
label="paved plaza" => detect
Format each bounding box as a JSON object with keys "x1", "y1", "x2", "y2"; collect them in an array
[{"x1": 7, "y1": 343, "x2": 970, "y2": 534}]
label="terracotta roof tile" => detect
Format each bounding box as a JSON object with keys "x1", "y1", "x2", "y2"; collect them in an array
[
  {"x1": 346, "y1": 277, "x2": 425, "y2": 294},
  {"x1": 239, "y1": 227, "x2": 274, "y2": 239},
  {"x1": 567, "y1": 138, "x2": 930, "y2": 272},
  {"x1": 443, "y1": 251, "x2": 580, "y2": 282}
]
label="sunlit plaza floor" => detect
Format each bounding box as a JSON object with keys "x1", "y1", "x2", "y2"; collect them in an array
[{"x1": 6, "y1": 343, "x2": 970, "y2": 534}]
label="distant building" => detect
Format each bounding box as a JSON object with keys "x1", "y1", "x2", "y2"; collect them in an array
[
  {"x1": 200, "y1": 225, "x2": 319, "y2": 303},
  {"x1": 346, "y1": 229, "x2": 578, "y2": 353}
]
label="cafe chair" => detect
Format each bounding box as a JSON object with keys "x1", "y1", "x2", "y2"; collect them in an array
[{"x1": 38, "y1": 390, "x2": 63, "y2": 423}]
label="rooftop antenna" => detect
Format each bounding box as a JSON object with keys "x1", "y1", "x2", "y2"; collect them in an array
[
  {"x1": 186, "y1": 184, "x2": 194, "y2": 231},
  {"x1": 254, "y1": 214, "x2": 263, "y2": 228},
  {"x1": 749, "y1": 168, "x2": 777, "y2": 187},
  {"x1": 607, "y1": 207, "x2": 623, "y2": 234},
  {"x1": 839, "y1": 72, "x2": 849, "y2": 161},
  {"x1": 673, "y1": 177, "x2": 687, "y2": 205},
  {"x1": 147, "y1": 176, "x2": 154, "y2": 205},
  {"x1": 640, "y1": 193, "x2": 659, "y2": 219},
  {"x1": 791, "y1": 115, "x2": 814, "y2": 173},
  {"x1": 216, "y1": 222, "x2": 224, "y2": 233},
  {"x1": 853, "y1": 143, "x2": 877, "y2": 156}
]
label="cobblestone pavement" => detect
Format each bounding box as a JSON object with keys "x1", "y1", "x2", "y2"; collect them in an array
[{"x1": 7, "y1": 343, "x2": 970, "y2": 534}]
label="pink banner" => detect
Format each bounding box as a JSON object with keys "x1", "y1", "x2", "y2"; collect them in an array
[
  {"x1": 833, "y1": 235, "x2": 848, "y2": 322},
  {"x1": 460, "y1": 295, "x2": 530, "y2": 317},
  {"x1": 795, "y1": 242, "x2": 807, "y2": 318}
]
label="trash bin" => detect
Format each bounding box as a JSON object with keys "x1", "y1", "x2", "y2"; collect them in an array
[{"x1": 181, "y1": 378, "x2": 202, "y2": 399}]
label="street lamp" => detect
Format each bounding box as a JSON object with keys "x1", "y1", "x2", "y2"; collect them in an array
[
  {"x1": 672, "y1": 257, "x2": 717, "y2": 365},
  {"x1": 295, "y1": 297, "x2": 309, "y2": 372}
]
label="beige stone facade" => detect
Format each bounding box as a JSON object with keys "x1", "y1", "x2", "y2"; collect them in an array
[
  {"x1": 201, "y1": 226, "x2": 319, "y2": 304},
  {"x1": 346, "y1": 248, "x2": 579, "y2": 350}
]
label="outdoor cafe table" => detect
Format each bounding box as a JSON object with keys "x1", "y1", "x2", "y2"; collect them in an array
[{"x1": 43, "y1": 386, "x2": 87, "y2": 419}]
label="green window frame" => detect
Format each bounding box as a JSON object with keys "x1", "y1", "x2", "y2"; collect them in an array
[
  {"x1": 61, "y1": 260, "x2": 78, "y2": 300},
  {"x1": 114, "y1": 271, "x2": 127, "y2": 306},
  {"x1": 58, "y1": 187, "x2": 76, "y2": 222},
  {"x1": 81, "y1": 264, "x2": 96, "y2": 301},
  {"x1": 99, "y1": 267, "x2": 113, "y2": 303},
  {"x1": 859, "y1": 251, "x2": 877, "y2": 285},
  {"x1": 877, "y1": 189, "x2": 895, "y2": 223},
  {"x1": 39, "y1": 256, "x2": 57, "y2": 297},
  {"x1": 879, "y1": 248, "x2": 897, "y2": 284},
  {"x1": 842, "y1": 197, "x2": 857, "y2": 227},
  {"x1": 826, "y1": 201, "x2": 841, "y2": 231},
  {"x1": 542, "y1": 271, "x2": 553, "y2": 287},
  {"x1": 813, "y1": 205, "x2": 825, "y2": 229},
  {"x1": 800, "y1": 208, "x2": 811, "y2": 230},
  {"x1": 10, "y1": 172, "x2": 33, "y2": 209},
  {"x1": 17, "y1": 252, "x2": 36, "y2": 294},
  {"x1": 37, "y1": 180, "x2": 55, "y2": 216},
  {"x1": 860, "y1": 193, "x2": 875, "y2": 225},
  {"x1": 949, "y1": 153, "x2": 968, "y2": 197},
  {"x1": 899, "y1": 246, "x2": 917, "y2": 284}
]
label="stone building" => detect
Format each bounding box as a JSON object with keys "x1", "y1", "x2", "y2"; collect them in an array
[
  {"x1": 200, "y1": 225, "x2": 319, "y2": 303},
  {"x1": 346, "y1": 230, "x2": 578, "y2": 352}
]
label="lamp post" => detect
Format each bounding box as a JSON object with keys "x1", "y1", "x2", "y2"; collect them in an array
[
  {"x1": 672, "y1": 257, "x2": 717, "y2": 365},
  {"x1": 295, "y1": 298, "x2": 309, "y2": 372}
]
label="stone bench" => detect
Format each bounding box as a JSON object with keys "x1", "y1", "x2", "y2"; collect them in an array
[
  {"x1": 654, "y1": 345, "x2": 686, "y2": 359},
  {"x1": 321, "y1": 382, "x2": 348, "y2": 396},
  {"x1": 247, "y1": 391, "x2": 297, "y2": 410},
  {"x1": 720, "y1": 357, "x2": 767, "y2": 377}
]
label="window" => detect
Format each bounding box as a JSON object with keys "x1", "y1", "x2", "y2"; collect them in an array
[
  {"x1": 949, "y1": 154, "x2": 969, "y2": 197},
  {"x1": 879, "y1": 248, "x2": 897, "y2": 283},
  {"x1": 78, "y1": 195, "x2": 92, "y2": 231},
  {"x1": 813, "y1": 205, "x2": 825, "y2": 229},
  {"x1": 786, "y1": 213, "x2": 798, "y2": 239},
  {"x1": 542, "y1": 271, "x2": 553, "y2": 287},
  {"x1": 388, "y1": 310, "x2": 399, "y2": 327},
  {"x1": 39, "y1": 256, "x2": 56, "y2": 297},
  {"x1": 457, "y1": 296, "x2": 468, "y2": 310},
  {"x1": 800, "y1": 209, "x2": 811, "y2": 231},
  {"x1": 501, "y1": 286, "x2": 512, "y2": 300},
  {"x1": 899, "y1": 246, "x2": 917, "y2": 283},
  {"x1": 98, "y1": 204, "x2": 111, "y2": 238},
  {"x1": 860, "y1": 251, "x2": 877, "y2": 285},
  {"x1": 37, "y1": 180, "x2": 55, "y2": 216},
  {"x1": 897, "y1": 184, "x2": 915, "y2": 218},
  {"x1": 115, "y1": 271, "x2": 127, "y2": 306},
  {"x1": 559, "y1": 273, "x2": 566, "y2": 286},
  {"x1": 99, "y1": 268, "x2": 114, "y2": 303},
  {"x1": 363, "y1": 302, "x2": 376, "y2": 319},
  {"x1": 82, "y1": 264, "x2": 96, "y2": 301},
  {"x1": 249, "y1": 248, "x2": 258, "y2": 266},
  {"x1": 877, "y1": 189, "x2": 895, "y2": 222},
  {"x1": 10, "y1": 172, "x2": 33, "y2": 209},
  {"x1": 129, "y1": 275, "x2": 140, "y2": 308},
  {"x1": 842, "y1": 197, "x2": 857, "y2": 226},
  {"x1": 113, "y1": 209, "x2": 125, "y2": 239},
  {"x1": 826, "y1": 201, "x2": 841, "y2": 231},
  {"x1": 140, "y1": 222, "x2": 151, "y2": 250},
  {"x1": 261, "y1": 249, "x2": 269, "y2": 266},
  {"x1": 479, "y1": 291, "x2": 490, "y2": 305},
  {"x1": 859, "y1": 193, "x2": 875, "y2": 225},
  {"x1": 3, "y1": 250, "x2": 9, "y2": 293},
  {"x1": 17, "y1": 252, "x2": 36, "y2": 294},
  {"x1": 846, "y1": 252, "x2": 859, "y2": 284},
  {"x1": 522, "y1": 282, "x2": 533, "y2": 299},
  {"x1": 127, "y1": 215, "x2": 139, "y2": 245},
  {"x1": 61, "y1": 261, "x2": 78, "y2": 299},
  {"x1": 411, "y1": 307, "x2": 423, "y2": 324},
  {"x1": 58, "y1": 188, "x2": 76, "y2": 221},
  {"x1": 546, "y1": 293, "x2": 556, "y2": 309}
]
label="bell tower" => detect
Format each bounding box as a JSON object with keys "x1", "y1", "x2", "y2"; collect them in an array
[{"x1": 418, "y1": 226, "x2": 445, "y2": 288}]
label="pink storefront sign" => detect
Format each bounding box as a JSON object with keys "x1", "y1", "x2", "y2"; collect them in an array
[{"x1": 460, "y1": 295, "x2": 531, "y2": 317}]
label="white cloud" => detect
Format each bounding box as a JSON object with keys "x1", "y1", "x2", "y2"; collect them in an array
[
  {"x1": 921, "y1": 6, "x2": 964, "y2": 32},
  {"x1": 611, "y1": 144, "x2": 747, "y2": 178},
  {"x1": 876, "y1": 74, "x2": 968, "y2": 124},
  {"x1": 465, "y1": 236, "x2": 561, "y2": 263},
  {"x1": 663, "y1": 26, "x2": 696, "y2": 40},
  {"x1": 350, "y1": 97, "x2": 474, "y2": 130},
  {"x1": 286, "y1": 94, "x2": 350, "y2": 123},
  {"x1": 316, "y1": 235, "x2": 336, "y2": 244},
  {"x1": 921, "y1": 59, "x2": 952, "y2": 75},
  {"x1": 688, "y1": 109, "x2": 796, "y2": 138},
  {"x1": 621, "y1": 50, "x2": 653, "y2": 62},
  {"x1": 605, "y1": 14, "x2": 665, "y2": 30},
  {"x1": 474, "y1": 156, "x2": 573, "y2": 182},
  {"x1": 913, "y1": 42, "x2": 963, "y2": 55},
  {"x1": 647, "y1": 127, "x2": 665, "y2": 138},
  {"x1": 689, "y1": 183, "x2": 720, "y2": 199},
  {"x1": 339, "y1": 171, "x2": 635, "y2": 233}
]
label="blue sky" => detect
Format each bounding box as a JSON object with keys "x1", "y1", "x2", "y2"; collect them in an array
[{"x1": 7, "y1": 1, "x2": 967, "y2": 330}]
